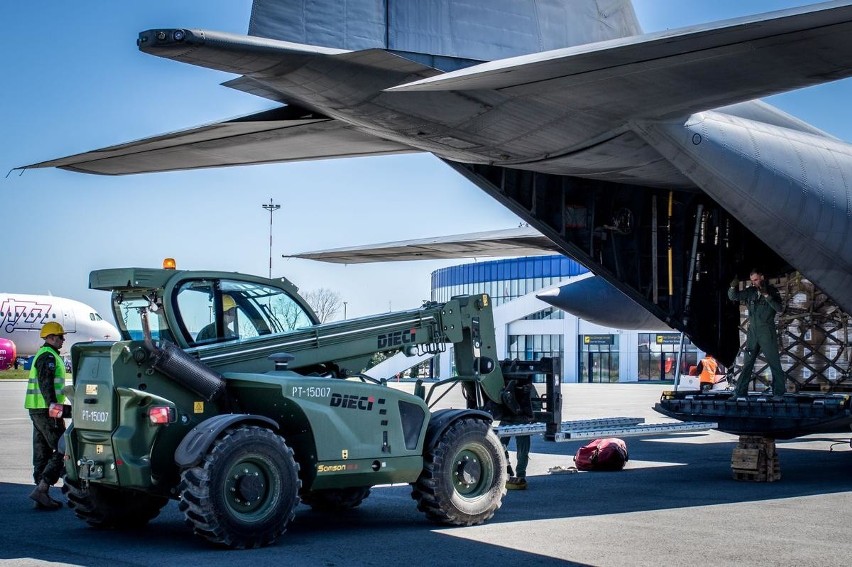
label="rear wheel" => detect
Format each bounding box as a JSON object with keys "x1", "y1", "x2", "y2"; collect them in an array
[
  {"x1": 301, "y1": 487, "x2": 371, "y2": 512},
  {"x1": 62, "y1": 479, "x2": 168, "y2": 529},
  {"x1": 412, "y1": 418, "x2": 506, "y2": 526},
  {"x1": 178, "y1": 425, "x2": 300, "y2": 549}
]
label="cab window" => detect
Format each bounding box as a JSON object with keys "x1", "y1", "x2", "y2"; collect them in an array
[
  {"x1": 176, "y1": 279, "x2": 315, "y2": 346},
  {"x1": 114, "y1": 297, "x2": 171, "y2": 342}
]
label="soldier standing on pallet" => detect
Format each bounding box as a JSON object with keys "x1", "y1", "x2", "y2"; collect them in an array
[{"x1": 728, "y1": 269, "x2": 787, "y2": 399}]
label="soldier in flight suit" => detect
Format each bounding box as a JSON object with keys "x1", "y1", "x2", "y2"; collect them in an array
[{"x1": 727, "y1": 269, "x2": 787, "y2": 398}]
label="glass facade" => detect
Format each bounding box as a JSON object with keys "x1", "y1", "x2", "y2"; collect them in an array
[
  {"x1": 507, "y1": 334, "x2": 564, "y2": 361},
  {"x1": 431, "y1": 255, "x2": 588, "y2": 306},
  {"x1": 431, "y1": 256, "x2": 698, "y2": 383},
  {"x1": 432, "y1": 256, "x2": 584, "y2": 372},
  {"x1": 579, "y1": 334, "x2": 620, "y2": 383},
  {"x1": 523, "y1": 307, "x2": 564, "y2": 320},
  {"x1": 637, "y1": 333, "x2": 698, "y2": 381}
]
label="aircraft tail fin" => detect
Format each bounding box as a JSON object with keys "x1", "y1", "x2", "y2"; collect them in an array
[{"x1": 249, "y1": 0, "x2": 642, "y2": 65}]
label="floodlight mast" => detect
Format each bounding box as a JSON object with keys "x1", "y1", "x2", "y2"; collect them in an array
[{"x1": 262, "y1": 198, "x2": 281, "y2": 278}]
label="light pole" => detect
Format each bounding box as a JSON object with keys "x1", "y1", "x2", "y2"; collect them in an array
[
  {"x1": 262, "y1": 198, "x2": 281, "y2": 278},
  {"x1": 343, "y1": 301, "x2": 348, "y2": 320}
]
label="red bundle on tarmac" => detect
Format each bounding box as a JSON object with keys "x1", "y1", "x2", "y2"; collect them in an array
[{"x1": 574, "y1": 438, "x2": 629, "y2": 471}]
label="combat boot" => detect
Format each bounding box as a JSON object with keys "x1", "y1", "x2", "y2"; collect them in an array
[{"x1": 29, "y1": 480, "x2": 61, "y2": 510}]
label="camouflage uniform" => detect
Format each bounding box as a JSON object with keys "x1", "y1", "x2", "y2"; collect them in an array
[{"x1": 497, "y1": 380, "x2": 536, "y2": 484}]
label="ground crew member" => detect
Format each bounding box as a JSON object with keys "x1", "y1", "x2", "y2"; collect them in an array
[
  {"x1": 501, "y1": 434, "x2": 531, "y2": 490},
  {"x1": 25, "y1": 321, "x2": 67, "y2": 510},
  {"x1": 498, "y1": 380, "x2": 537, "y2": 490},
  {"x1": 728, "y1": 270, "x2": 786, "y2": 398},
  {"x1": 696, "y1": 354, "x2": 721, "y2": 392},
  {"x1": 196, "y1": 294, "x2": 238, "y2": 343}
]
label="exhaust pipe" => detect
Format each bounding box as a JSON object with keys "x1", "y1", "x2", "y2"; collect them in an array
[{"x1": 141, "y1": 309, "x2": 226, "y2": 402}]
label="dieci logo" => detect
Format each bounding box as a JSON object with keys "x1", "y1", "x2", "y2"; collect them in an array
[
  {"x1": 377, "y1": 328, "x2": 416, "y2": 348},
  {"x1": 330, "y1": 393, "x2": 375, "y2": 411}
]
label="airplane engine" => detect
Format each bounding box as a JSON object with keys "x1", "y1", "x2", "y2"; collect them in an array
[{"x1": 0, "y1": 338, "x2": 17, "y2": 371}]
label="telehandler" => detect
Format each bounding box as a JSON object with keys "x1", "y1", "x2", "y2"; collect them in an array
[{"x1": 61, "y1": 262, "x2": 559, "y2": 548}]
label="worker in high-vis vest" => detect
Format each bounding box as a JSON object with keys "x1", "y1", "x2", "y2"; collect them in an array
[
  {"x1": 697, "y1": 355, "x2": 721, "y2": 392},
  {"x1": 24, "y1": 321, "x2": 67, "y2": 510}
]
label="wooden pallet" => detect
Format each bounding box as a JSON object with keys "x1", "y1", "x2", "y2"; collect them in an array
[{"x1": 731, "y1": 436, "x2": 781, "y2": 482}]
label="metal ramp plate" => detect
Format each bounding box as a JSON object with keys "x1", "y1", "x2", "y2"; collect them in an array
[{"x1": 494, "y1": 417, "x2": 715, "y2": 441}]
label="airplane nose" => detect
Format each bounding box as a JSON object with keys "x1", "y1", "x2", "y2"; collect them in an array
[{"x1": 536, "y1": 287, "x2": 559, "y2": 299}]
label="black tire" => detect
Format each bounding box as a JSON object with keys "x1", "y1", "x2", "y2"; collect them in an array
[
  {"x1": 301, "y1": 487, "x2": 371, "y2": 512},
  {"x1": 62, "y1": 478, "x2": 168, "y2": 529},
  {"x1": 178, "y1": 425, "x2": 301, "y2": 549},
  {"x1": 412, "y1": 418, "x2": 506, "y2": 526}
]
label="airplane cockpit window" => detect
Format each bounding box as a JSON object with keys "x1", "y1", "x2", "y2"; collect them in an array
[{"x1": 175, "y1": 279, "x2": 315, "y2": 347}]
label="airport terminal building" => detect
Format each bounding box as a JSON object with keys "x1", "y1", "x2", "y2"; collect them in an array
[{"x1": 431, "y1": 256, "x2": 699, "y2": 383}]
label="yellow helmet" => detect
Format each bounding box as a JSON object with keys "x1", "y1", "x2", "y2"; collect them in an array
[
  {"x1": 222, "y1": 294, "x2": 236, "y2": 312},
  {"x1": 40, "y1": 321, "x2": 66, "y2": 338}
]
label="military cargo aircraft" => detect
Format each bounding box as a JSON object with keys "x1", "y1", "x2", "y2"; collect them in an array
[{"x1": 19, "y1": 0, "x2": 852, "y2": 372}]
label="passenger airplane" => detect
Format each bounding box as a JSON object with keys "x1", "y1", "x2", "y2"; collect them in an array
[
  {"x1": 0, "y1": 293, "x2": 120, "y2": 360},
  {"x1": 18, "y1": 0, "x2": 852, "y2": 366}
]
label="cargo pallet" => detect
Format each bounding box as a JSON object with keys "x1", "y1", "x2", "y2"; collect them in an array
[{"x1": 655, "y1": 390, "x2": 852, "y2": 438}]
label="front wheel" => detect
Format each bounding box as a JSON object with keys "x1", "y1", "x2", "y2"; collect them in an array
[
  {"x1": 178, "y1": 425, "x2": 301, "y2": 549},
  {"x1": 412, "y1": 418, "x2": 506, "y2": 526}
]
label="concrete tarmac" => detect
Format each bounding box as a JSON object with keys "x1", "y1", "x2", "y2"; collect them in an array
[{"x1": 1, "y1": 380, "x2": 851, "y2": 566}]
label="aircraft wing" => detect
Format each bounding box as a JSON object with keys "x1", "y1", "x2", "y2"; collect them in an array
[
  {"x1": 25, "y1": 3, "x2": 852, "y2": 177},
  {"x1": 286, "y1": 227, "x2": 561, "y2": 264},
  {"x1": 391, "y1": 1, "x2": 852, "y2": 121},
  {"x1": 20, "y1": 105, "x2": 417, "y2": 175},
  {"x1": 288, "y1": 227, "x2": 673, "y2": 331}
]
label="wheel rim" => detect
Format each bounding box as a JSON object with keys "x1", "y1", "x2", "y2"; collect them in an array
[
  {"x1": 451, "y1": 443, "x2": 494, "y2": 498},
  {"x1": 224, "y1": 456, "x2": 278, "y2": 519}
]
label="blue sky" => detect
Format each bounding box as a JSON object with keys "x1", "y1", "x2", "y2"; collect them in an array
[{"x1": 3, "y1": 1, "x2": 851, "y2": 321}]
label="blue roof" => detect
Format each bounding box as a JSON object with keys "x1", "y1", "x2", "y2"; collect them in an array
[{"x1": 431, "y1": 255, "x2": 588, "y2": 289}]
